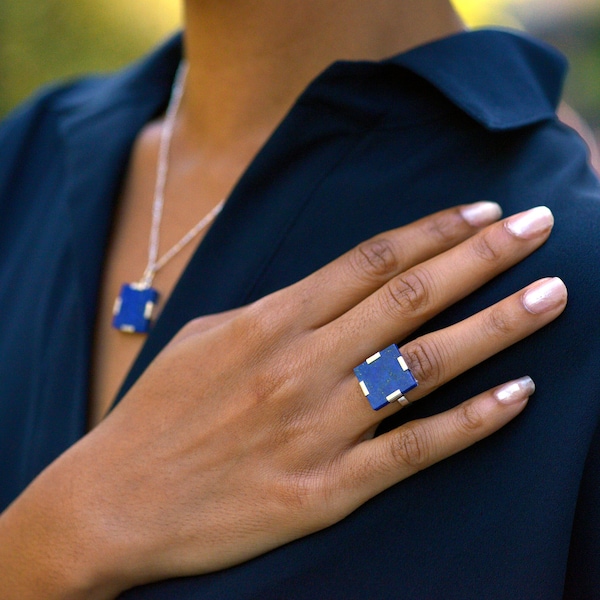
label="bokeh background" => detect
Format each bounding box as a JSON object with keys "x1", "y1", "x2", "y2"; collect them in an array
[{"x1": 1, "y1": 0, "x2": 599, "y2": 137}]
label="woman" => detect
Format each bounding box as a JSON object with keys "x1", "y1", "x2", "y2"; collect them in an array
[{"x1": 0, "y1": 1, "x2": 598, "y2": 597}]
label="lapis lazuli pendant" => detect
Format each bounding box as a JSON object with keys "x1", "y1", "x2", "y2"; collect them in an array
[{"x1": 112, "y1": 283, "x2": 159, "y2": 334}]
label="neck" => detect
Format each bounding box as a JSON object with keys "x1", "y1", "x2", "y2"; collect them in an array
[{"x1": 179, "y1": 0, "x2": 465, "y2": 148}]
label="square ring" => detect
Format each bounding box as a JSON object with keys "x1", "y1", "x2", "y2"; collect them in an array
[{"x1": 353, "y1": 344, "x2": 418, "y2": 410}]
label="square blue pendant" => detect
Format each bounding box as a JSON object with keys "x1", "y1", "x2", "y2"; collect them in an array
[
  {"x1": 112, "y1": 284, "x2": 159, "y2": 334},
  {"x1": 353, "y1": 344, "x2": 418, "y2": 410}
]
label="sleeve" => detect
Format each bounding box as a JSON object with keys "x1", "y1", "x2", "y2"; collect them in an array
[
  {"x1": 0, "y1": 83, "x2": 77, "y2": 208},
  {"x1": 540, "y1": 122, "x2": 600, "y2": 598},
  {"x1": 0, "y1": 94, "x2": 48, "y2": 204}
]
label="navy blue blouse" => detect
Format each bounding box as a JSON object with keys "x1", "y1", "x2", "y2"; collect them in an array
[{"x1": 1, "y1": 30, "x2": 600, "y2": 599}]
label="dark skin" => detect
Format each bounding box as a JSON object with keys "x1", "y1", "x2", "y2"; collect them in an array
[
  {"x1": 89, "y1": 0, "x2": 467, "y2": 424},
  {"x1": 0, "y1": 2, "x2": 567, "y2": 597}
]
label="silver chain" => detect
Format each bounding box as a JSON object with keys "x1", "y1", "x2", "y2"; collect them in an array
[{"x1": 141, "y1": 62, "x2": 225, "y2": 288}]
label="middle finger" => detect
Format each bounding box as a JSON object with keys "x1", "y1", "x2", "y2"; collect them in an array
[{"x1": 321, "y1": 206, "x2": 555, "y2": 366}]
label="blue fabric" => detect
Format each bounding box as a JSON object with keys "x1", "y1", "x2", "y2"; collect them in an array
[{"x1": 1, "y1": 29, "x2": 599, "y2": 598}]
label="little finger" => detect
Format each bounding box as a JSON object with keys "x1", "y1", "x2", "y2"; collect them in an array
[{"x1": 335, "y1": 376, "x2": 535, "y2": 508}]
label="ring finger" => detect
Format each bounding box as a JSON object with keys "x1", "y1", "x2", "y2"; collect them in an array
[{"x1": 339, "y1": 276, "x2": 567, "y2": 424}]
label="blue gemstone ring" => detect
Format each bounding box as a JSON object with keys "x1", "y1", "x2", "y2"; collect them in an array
[{"x1": 353, "y1": 344, "x2": 418, "y2": 410}]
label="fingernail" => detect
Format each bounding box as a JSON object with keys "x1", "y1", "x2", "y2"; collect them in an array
[
  {"x1": 494, "y1": 376, "x2": 535, "y2": 405},
  {"x1": 460, "y1": 201, "x2": 503, "y2": 227},
  {"x1": 522, "y1": 277, "x2": 567, "y2": 314},
  {"x1": 505, "y1": 206, "x2": 554, "y2": 239}
]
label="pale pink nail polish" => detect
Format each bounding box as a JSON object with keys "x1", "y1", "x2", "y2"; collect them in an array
[
  {"x1": 522, "y1": 277, "x2": 567, "y2": 314},
  {"x1": 461, "y1": 201, "x2": 503, "y2": 227},
  {"x1": 505, "y1": 206, "x2": 554, "y2": 239},
  {"x1": 494, "y1": 376, "x2": 535, "y2": 405}
]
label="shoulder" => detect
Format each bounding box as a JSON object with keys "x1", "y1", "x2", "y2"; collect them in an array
[
  {"x1": 0, "y1": 33, "x2": 181, "y2": 167},
  {"x1": 0, "y1": 78, "x2": 100, "y2": 168},
  {"x1": 0, "y1": 35, "x2": 180, "y2": 207},
  {"x1": 390, "y1": 28, "x2": 567, "y2": 131}
]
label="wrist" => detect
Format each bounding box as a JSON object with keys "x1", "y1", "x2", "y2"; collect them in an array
[{"x1": 0, "y1": 453, "x2": 127, "y2": 600}]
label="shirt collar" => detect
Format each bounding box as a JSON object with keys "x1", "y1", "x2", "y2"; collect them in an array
[
  {"x1": 390, "y1": 28, "x2": 567, "y2": 130},
  {"x1": 297, "y1": 28, "x2": 567, "y2": 132},
  {"x1": 54, "y1": 27, "x2": 566, "y2": 137}
]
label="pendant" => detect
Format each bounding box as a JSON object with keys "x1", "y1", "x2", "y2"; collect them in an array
[{"x1": 112, "y1": 283, "x2": 159, "y2": 334}]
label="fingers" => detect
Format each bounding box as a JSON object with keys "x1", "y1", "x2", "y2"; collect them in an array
[
  {"x1": 338, "y1": 376, "x2": 535, "y2": 506},
  {"x1": 273, "y1": 202, "x2": 502, "y2": 328},
  {"x1": 340, "y1": 277, "x2": 566, "y2": 423},
  {"x1": 399, "y1": 277, "x2": 567, "y2": 402},
  {"x1": 323, "y1": 206, "x2": 555, "y2": 364}
]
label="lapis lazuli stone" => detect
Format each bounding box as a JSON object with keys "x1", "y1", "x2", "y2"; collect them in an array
[
  {"x1": 353, "y1": 344, "x2": 418, "y2": 410},
  {"x1": 112, "y1": 284, "x2": 159, "y2": 334}
]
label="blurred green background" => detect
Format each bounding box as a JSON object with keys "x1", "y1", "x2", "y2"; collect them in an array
[
  {"x1": 0, "y1": 0, "x2": 180, "y2": 117},
  {"x1": 1, "y1": 0, "x2": 599, "y2": 136}
]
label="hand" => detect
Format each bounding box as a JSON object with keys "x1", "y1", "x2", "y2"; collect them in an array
[{"x1": 0, "y1": 203, "x2": 566, "y2": 599}]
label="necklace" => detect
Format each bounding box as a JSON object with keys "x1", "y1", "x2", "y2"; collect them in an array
[{"x1": 112, "y1": 62, "x2": 225, "y2": 334}]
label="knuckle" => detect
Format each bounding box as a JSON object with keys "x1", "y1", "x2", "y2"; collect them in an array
[
  {"x1": 276, "y1": 467, "x2": 328, "y2": 516},
  {"x1": 483, "y1": 305, "x2": 516, "y2": 339},
  {"x1": 425, "y1": 211, "x2": 463, "y2": 245},
  {"x1": 249, "y1": 368, "x2": 285, "y2": 404},
  {"x1": 470, "y1": 230, "x2": 502, "y2": 264},
  {"x1": 273, "y1": 473, "x2": 313, "y2": 513},
  {"x1": 237, "y1": 297, "x2": 284, "y2": 343},
  {"x1": 403, "y1": 339, "x2": 444, "y2": 385},
  {"x1": 269, "y1": 397, "x2": 316, "y2": 447},
  {"x1": 383, "y1": 270, "x2": 430, "y2": 316},
  {"x1": 249, "y1": 355, "x2": 303, "y2": 406},
  {"x1": 389, "y1": 426, "x2": 430, "y2": 470},
  {"x1": 454, "y1": 401, "x2": 485, "y2": 434},
  {"x1": 170, "y1": 314, "x2": 225, "y2": 345},
  {"x1": 352, "y1": 238, "x2": 400, "y2": 281},
  {"x1": 230, "y1": 316, "x2": 304, "y2": 405},
  {"x1": 176, "y1": 317, "x2": 204, "y2": 338}
]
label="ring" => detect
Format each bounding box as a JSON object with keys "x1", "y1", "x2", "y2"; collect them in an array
[{"x1": 353, "y1": 344, "x2": 418, "y2": 410}]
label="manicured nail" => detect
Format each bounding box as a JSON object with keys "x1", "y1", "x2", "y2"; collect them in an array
[
  {"x1": 494, "y1": 376, "x2": 535, "y2": 405},
  {"x1": 505, "y1": 206, "x2": 554, "y2": 239},
  {"x1": 461, "y1": 201, "x2": 503, "y2": 227},
  {"x1": 522, "y1": 277, "x2": 567, "y2": 314}
]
